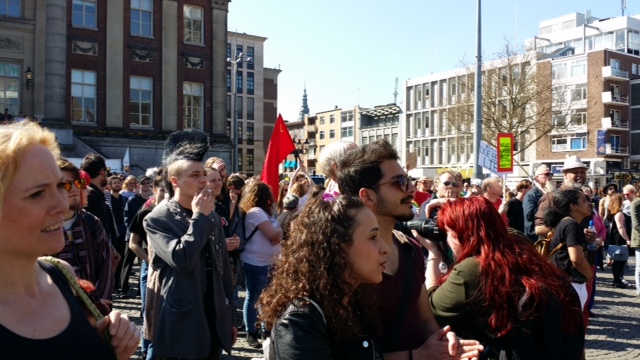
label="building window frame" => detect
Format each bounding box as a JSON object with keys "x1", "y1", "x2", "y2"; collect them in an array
[
  {"x1": 247, "y1": 72, "x2": 254, "y2": 95},
  {"x1": 247, "y1": 97, "x2": 254, "y2": 120},
  {"x1": 246, "y1": 123, "x2": 254, "y2": 145},
  {"x1": 246, "y1": 148, "x2": 254, "y2": 171},
  {"x1": 319, "y1": 131, "x2": 325, "y2": 140},
  {"x1": 183, "y1": 5, "x2": 204, "y2": 45},
  {"x1": 72, "y1": 0, "x2": 97, "y2": 29},
  {"x1": 0, "y1": 0, "x2": 21, "y2": 17},
  {"x1": 329, "y1": 129, "x2": 335, "y2": 139},
  {"x1": 129, "y1": 76, "x2": 153, "y2": 127},
  {"x1": 551, "y1": 133, "x2": 587, "y2": 152},
  {"x1": 183, "y1": 82, "x2": 203, "y2": 130},
  {"x1": 247, "y1": 46, "x2": 255, "y2": 70},
  {"x1": 0, "y1": 61, "x2": 21, "y2": 118},
  {"x1": 70, "y1": 69, "x2": 97, "y2": 124},
  {"x1": 329, "y1": 115, "x2": 335, "y2": 124},
  {"x1": 131, "y1": 0, "x2": 153, "y2": 37}
]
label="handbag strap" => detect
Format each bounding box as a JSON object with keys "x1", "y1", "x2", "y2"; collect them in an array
[{"x1": 38, "y1": 256, "x2": 110, "y2": 340}]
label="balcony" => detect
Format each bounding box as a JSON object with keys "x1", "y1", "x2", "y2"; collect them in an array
[
  {"x1": 605, "y1": 144, "x2": 629, "y2": 155},
  {"x1": 602, "y1": 92, "x2": 629, "y2": 105},
  {"x1": 602, "y1": 66, "x2": 629, "y2": 80},
  {"x1": 601, "y1": 117, "x2": 629, "y2": 130},
  {"x1": 306, "y1": 124, "x2": 318, "y2": 133}
]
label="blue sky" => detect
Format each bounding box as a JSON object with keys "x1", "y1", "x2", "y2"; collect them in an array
[{"x1": 228, "y1": 0, "x2": 637, "y2": 122}]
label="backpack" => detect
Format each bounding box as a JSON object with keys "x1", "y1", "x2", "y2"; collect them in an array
[
  {"x1": 231, "y1": 210, "x2": 259, "y2": 251},
  {"x1": 533, "y1": 216, "x2": 570, "y2": 259}
]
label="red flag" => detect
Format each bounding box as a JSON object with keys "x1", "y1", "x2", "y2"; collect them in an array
[{"x1": 261, "y1": 114, "x2": 295, "y2": 197}]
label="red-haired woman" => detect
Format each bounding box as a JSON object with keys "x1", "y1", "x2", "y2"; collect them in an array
[{"x1": 420, "y1": 196, "x2": 584, "y2": 359}]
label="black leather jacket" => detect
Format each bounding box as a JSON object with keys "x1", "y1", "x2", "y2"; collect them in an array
[{"x1": 270, "y1": 299, "x2": 382, "y2": 360}]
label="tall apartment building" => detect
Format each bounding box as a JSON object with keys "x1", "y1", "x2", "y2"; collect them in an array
[
  {"x1": 0, "y1": 1, "x2": 277, "y2": 175},
  {"x1": 402, "y1": 11, "x2": 640, "y2": 189}
]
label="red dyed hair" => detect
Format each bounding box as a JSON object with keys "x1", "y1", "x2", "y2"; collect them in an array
[{"x1": 437, "y1": 196, "x2": 581, "y2": 337}]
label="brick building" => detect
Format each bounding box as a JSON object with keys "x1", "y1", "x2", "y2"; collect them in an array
[{"x1": 0, "y1": 1, "x2": 279, "y2": 175}]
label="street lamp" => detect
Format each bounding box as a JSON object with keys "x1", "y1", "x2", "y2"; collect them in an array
[
  {"x1": 25, "y1": 67, "x2": 33, "y2": 89},
  {"x1": 293, "y1": 138, "x2": 309, "y2": 168},
  {"x1": 228, "y1": 52, "x2": 252, "y2": 173}
]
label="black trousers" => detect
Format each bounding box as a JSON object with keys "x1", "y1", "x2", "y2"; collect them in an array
[{"x1": 119, "y1": 236, "x2": 137, "y2": 292}]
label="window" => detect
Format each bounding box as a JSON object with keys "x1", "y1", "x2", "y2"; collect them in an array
[
  {"x1": 633, "y1": 63, "x2": 638, "y2": 75},
  {"x1": 571, "y1": 111, "x2": 587, "y2": 126},
  {"x1": 341, "y1": 126, "x2": 354, "y2": 138},
  {"x1": 226, "y1": 43, "x2": 231, "y2": 61},
  {"x1": 246, "y1": 149, "x2": 254, "y2": 171},
  {"x1": 362, "y1": 136, "x2": 368, "y2": 144},
  {"x1": 247, "y1": 46, "x2": 255, "y2": 70},
  {"x1": 552, "y1": 114, "x2": 566, "y2": 127},
  {"x1": 226, "y1": 95, "x2": 231, "y2": 118},
  {"x1": 319, "y1": 116, "x2": 325, "y2": 125},
  {"x1": 329, "y1": 129, "x2": 335, "y2": 139},
  {"x1": 237, "y1": 150, "x2": 243, "y2": 172},
  {"x1": 0, "y1": 0, "x2": 21, "y2": 17},
  {"x1": 552, "y1": 63, "x2": 567, "y2": 79},
  {"x1": 237, "y1": 122, "x2": 242, "y2": 144},
  {"x1": 72, "y1": 0, "x2": 96, "y2": 28},
  {"x1": 611, "y1": 59, "x2": 621, "y2": 69},
  {"x1": 235, "y1": 96, "x2": 242, "y2": 120},
  {"x1": 319, "y1": 131, "x2": 325, "y2": 140},
  {"x1": 0, "y1": 62, "x2": 20, "y2": 117},
  {"x1": 571, "y1": 85, "x2": 587, "y2": 101},
  {"x1": 183, "y1": 5, "x2": 203, "y2": 44},
  {"x1": 570, "y1": 59, "x2": 587, "y2": 77},
  {"x1": 247, "y1": 97, "x2": 254, "y2": 120},
  {"x1": 183, "y1": 82, "x2": 203, "y2": 129},
  {"x1": 130, "y1": 76, "x2": 152, "y2": 126},
  {"x1": 551, "y1": 133, "x2": 587, "y2": 151},
  {"x1": 247, "y1": 123, "x2": 254, "y2": 145},
  {"x1": 247, "y1": 72, "x2": 254, "y2": 95},
  {"x1": 71, "y1": 69, "x2": 96, "y2": 123},
  {"x1": 236, "y1": 71, "x2": 243, "y2": 93},
  {"x1": 329, "y1": 115, "x2": 335, "y2": 124},
  {"x1": 236, "y1": 45, "x2": 243, "y2": 68},
  {"x1": 226, "y1": 69, "x2": 231, "y2": 92},
  {"x1": 131, "y1": 0, "x2": 152, "y2": 37}
]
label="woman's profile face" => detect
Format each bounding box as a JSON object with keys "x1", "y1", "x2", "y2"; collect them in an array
[
  {"x1": 347, "y1": 208, "x2": 389, "y2": 285},
  {"x1": 0, "y1": 145, "x2": 68, "y2": 257}
]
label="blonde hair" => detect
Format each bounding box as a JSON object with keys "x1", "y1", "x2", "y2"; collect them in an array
[
  {"x1": 0, "y1": 122, "x2": 59, "y2": 215},
  {"x1": 317, "y1": 140, "x2": 357, "y2": 179}
]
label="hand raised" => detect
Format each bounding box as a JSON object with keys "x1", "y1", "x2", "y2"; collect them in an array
[{"x1": 192, "y1": 187, "x2": 215, "y2": 216}]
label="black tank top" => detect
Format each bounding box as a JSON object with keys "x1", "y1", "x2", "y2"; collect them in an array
[{"x1": 0, "y1": 261, "x2": 116, "y2": 359}]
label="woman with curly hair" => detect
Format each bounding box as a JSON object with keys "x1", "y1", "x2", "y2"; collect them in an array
[
  {"x1": 240, "y1": 181, "x2": 282, "y2": 348},
  {"x1": 259, "y1": 195, "x2": 389, "y2": 359},
  {"x1": 423, "y1": 196, "x2": 584, "y2": 359}
]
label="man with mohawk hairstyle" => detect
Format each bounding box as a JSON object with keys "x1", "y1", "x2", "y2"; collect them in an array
[{"x1": 144, "y1": 129, "x2": 237, "y2": 360}]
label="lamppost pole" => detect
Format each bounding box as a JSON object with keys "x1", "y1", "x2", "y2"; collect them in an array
[{"x1": 228, "y1": 52, "x2": 251, "y2": 173}]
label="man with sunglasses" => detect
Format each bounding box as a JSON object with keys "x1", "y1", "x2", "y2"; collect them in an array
[
  {"x1": 337, "y1": 139, "x2": 482, "y2": 360},
  {"x1": 55, "y1": 158, "x2": 115, "y2": 300}
]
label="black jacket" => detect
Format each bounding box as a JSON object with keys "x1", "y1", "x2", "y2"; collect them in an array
[{"x1": 270, "y1": 299, "x2": 382, "y2": 360}]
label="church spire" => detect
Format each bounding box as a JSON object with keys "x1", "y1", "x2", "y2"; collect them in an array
[{"x1": 298, "y1": 83, "x2": 309, "y2": 121}]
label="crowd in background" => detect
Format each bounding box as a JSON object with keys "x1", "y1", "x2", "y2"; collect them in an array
[{"x1": 2, "y1": 121, "x2": 639, "y2": 360}]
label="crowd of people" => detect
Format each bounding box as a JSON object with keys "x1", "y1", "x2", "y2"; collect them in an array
[{"x1": 1, "y1": 121, "x2": 638, "y2": 360}]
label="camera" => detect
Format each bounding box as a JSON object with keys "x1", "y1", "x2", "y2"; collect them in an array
[{"x1": 402, "y1": 218, "x2": 447, "y2": 243}]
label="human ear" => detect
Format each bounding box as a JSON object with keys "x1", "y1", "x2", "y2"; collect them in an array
[{"x1": 359, "y1": 188, "x2": 376, "y2": 208}]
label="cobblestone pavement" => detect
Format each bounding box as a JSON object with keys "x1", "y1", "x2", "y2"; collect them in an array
[{"x1": 115, "y1": 257, "x2": 640, "y2": 360}]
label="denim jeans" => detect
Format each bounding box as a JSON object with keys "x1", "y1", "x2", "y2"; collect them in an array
[
  {"x1": 140, "y1": 260, "x2": 154, "y2": 359},
  {"x1": 243, "y1": 262, "x2": 270, "y2": 334},
  {"x1": 636, "y1": 250, "x2": 640, "y2": 295}
]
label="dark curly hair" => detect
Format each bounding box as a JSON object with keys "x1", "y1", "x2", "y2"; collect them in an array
[{"x1": 259, "y1": 195, "x2": 380, "y2": 342}]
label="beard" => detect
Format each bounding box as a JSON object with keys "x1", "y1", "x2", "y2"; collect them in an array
[
  {"x1": 69, "y1": 200, "x2": 82, "y2": 212},
  {"x1": 377, "y1": 194, "x2": 415, "y2": 222}
]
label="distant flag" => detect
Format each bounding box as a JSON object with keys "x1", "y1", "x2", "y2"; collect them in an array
[
  {"x1": 123, "y1": 146, "x2": 130, "y2": 173},
  {"x1": 261, "y1": 114, "x2": 295, "y2": 197}
]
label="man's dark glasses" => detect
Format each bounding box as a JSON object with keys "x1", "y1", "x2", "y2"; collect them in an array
[
  {"x1": 62, "y1": 179, "x2": 86, "y2": 191},
  {"x1": 372, "y1": 175, "x2": 411, "y2": 193}
]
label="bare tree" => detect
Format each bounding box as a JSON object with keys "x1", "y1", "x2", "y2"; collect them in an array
[{"x1": 447, "y1": 41, "x2": 572, "y2": 158}]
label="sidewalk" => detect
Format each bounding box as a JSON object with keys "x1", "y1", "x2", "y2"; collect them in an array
[
  {"x1": 115, "y1": 257, "x2": 640, "y2": 359},
  {"x1": 585, "y1": 256, "x2": 640, "y2": 359}
]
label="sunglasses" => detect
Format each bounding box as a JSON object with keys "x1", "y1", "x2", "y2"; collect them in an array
[
  {"x1": 442, "y1": 180, "x2": 460, "y2": 188},
  {"x1": 62, "y1": 179, "x2": 86, "y2": 191},
  {"x1": 372, "y1": 175, "x2": 411, "y2": 193}
]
